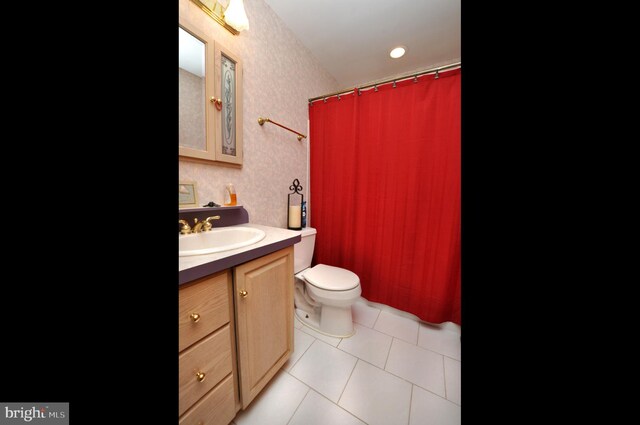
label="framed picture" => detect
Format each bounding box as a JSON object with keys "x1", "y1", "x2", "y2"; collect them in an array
[{"x1": 179, "y1": 182, "x2": 198, "y2": 208}]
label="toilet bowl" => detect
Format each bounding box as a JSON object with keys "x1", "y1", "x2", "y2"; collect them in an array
[{"x1": 293, "y1": 227, "x2": 361, "y2": 337}]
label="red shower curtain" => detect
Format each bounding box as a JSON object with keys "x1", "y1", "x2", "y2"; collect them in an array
[{"x1": 309, "y1": 69, "x2": 460, "y2": 325}]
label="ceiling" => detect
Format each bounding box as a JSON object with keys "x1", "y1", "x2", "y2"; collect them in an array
[{"x1": 263, "y1": 0, "x2": 461, "y2": 90}]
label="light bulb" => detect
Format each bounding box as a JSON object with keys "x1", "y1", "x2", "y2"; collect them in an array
[
  {"x1": 224, "y1": 0, "x2": 250, "y2": 32},
  {"x1": 390, "y1": 47, "x2": 406, "y2": 59}
]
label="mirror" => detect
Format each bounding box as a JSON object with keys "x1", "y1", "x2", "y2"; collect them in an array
[{"x1": 179, "y1": 27, "x2": 206, "y2": 151}]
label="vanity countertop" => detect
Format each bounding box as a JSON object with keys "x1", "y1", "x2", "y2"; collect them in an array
[{"x1": 179, "y1": 223, "x2": 301, "y2": 285}]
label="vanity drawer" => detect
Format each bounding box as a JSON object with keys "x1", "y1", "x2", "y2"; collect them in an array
[
  {"x1": 179, "y1": 374, "x2": 235, "y2": 425},
  {"x1": 179, "y1": 325, "x2": 233, "y2": 416},
  {"x1": 179, "y1": 270, "x2": 231, "y2": 351}
]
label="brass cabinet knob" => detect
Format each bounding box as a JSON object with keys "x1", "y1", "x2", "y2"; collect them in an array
[
  {"x1": 196, "y1": 371, "x2": 206, "y2": 382},
  {"x1": 210, "y1": 97, "x2": 222, "y2": 110},
  {"x1": 239, "y1": 290, "x2": 248, "y2": 298},
  {"x1": 190, "y1": 313, "x2": 200, "y2": 323}
]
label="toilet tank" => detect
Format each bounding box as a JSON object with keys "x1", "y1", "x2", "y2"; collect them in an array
[{"x1": 294, "y1": 227, "x2": 317, "y2": 274}]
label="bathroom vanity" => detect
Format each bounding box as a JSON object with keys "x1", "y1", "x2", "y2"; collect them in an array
[{"x1": 178, "y1": 207, "x2": 300, "y2": 425}]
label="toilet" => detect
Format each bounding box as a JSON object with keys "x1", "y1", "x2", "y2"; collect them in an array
[{"x1": 293, "y1": 227, "x2": 361, "y2": 337}]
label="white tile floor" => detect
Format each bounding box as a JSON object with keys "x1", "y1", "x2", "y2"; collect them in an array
[{"x1": 232, "y1": 299, "x2": 461, "y2": 425}]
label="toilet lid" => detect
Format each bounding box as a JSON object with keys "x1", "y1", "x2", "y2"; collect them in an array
[{"x1": 304, "y1": 264, "x2": 360, "y2": 291}]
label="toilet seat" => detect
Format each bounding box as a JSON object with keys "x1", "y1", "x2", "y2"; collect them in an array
[{"x1": 303, "y1": 264, "x2": 360, "y2": 291}]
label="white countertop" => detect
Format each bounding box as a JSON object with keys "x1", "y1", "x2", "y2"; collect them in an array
[{"x1": 179, "y1": 223, "x2": 301, "y2": 284}]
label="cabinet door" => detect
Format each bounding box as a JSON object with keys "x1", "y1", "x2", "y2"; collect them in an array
[
  {"x1": 214, "y1": 42, "x2": 243, "y2": 166},
  {"x1": 234, "y1": 247, "x2": 294, "y2": 408},
  {"x1": 179, "y1": 17, "x2": 217, "y2": 162}
]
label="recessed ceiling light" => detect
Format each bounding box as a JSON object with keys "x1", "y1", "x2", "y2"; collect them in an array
[{"x1": 390, "y1": 46, "x2": 406, "y2": 59}]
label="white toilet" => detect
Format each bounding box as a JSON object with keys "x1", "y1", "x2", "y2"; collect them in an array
[{"x1": 293, "y1": 227, "x2": 361, "y2": 337}]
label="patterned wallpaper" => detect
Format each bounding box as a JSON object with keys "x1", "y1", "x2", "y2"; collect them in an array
[{"x1": 179, "y1": 0, "x2": 339, "y2": 227}]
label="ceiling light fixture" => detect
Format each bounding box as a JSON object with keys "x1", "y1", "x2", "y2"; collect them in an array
[
  {"x1": 190, "y1": 0, "x2": 249, "y2": 35},
  {"x1": 390, "y1": 46, "x2": 406, "y2": 59},
  {"x1": 224, "y1": 0, "x2": 250, "y2": 32}
]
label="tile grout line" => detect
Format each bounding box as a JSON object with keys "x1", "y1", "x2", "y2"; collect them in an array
[
  {"x1": 311, "y1": 386, "x2": 371, "y2": 425},
  {"x1": 370, "y1": 307, "x2": 382, "y2": 329},
  {"x1": 378, "y1": 343, "x2": 453, "y2": 404},
  {"x1": 441, "y1": 357, "x2": 461, "y2": 407},
  {"x1": 286, "y1": 369, "x2": 313, "y2": 389},
  {"x1": 407, "y1": 384, "x2": 414, "y2": 425},
  {"x1": 349, "y1": 342, "x2": 451, "y2": 404},
  {"x1": 442, "y1": 355, "x2": 448, "y2": 400},
  {"x1": 336, "y1": 324, "x2": 454, "y2": 400},
  {"x1": 284, "y1": 385, "x2": 311, "y2": 425},
  {"x1": 417, "y1": 333, "x2": 462, "y2": 360},
  {"x1": 336, "y1": 358, "x2": 360, "y2": 406},
  {"x1": 353, "y1": 304, "x2": 380, "y2": 329},
  {"x1": 287, "y1": 330, "x2": 318, "y2": 372},
  {"x1": 369, "y1": 326, "x2": 419, "y2": 346},
  {"x1": 383, "y1": 337, "x2": 395, "y2": 370},
  {"x1": 407, "y1": 334, "x2": 461, "y2": 361},
  {"x1": 289, "y1": 337, "x2": 360, "y2": 408},
  {"x1": 289, "y1": 338, "x2": 319, "y2": 374},
  {"x1": 335, "y1": 323, "x2": 393, "y2": 368},
  {"x1": 371, "y1": 312, "x2": 420, "y2": 345}
]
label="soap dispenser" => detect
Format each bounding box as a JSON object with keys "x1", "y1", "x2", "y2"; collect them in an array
[{"x1": 224, "y1": 183, "x2": 237, "y2": 206}]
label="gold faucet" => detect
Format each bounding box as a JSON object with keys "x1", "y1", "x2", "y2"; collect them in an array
[
  {"x1": 192, "y1": 216, "x2": 221, "y2": 233},
  {"x1": 178, "y1": 219, "x2": 191, "y2": 234}
]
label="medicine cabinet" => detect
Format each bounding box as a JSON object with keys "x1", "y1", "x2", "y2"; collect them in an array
[{"x1": 179, "y1": 16, "x2": 243, "y2": 166}]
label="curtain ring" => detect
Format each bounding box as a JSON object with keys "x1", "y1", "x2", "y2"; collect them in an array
[
  {"x1": 358, "y1": 88, "x2": 361, "y2": 96},
  {"x1": 323, "y1": 97, "x2": 327, "y2": 103},
  {"x1": 308, "y1": 100, "x2": 312, "y2": 107},
  {"x1": 413, "y1": 75, "x2": 418, "y2": 83},
  {"x1": 374, "y1": 85, "x2": 378, "y2": 92},
  {"x1": 392, "y1": 80, "x2": 396, "y2": 88},
  {"x1": 435, "y1": 70, "x2": 440, "y2": 79},
  {"x1": 337, "y1": 94, "x2": 341, "y2": 100}
]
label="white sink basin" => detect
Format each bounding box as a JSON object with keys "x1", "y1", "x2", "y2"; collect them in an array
[{"x1": 179, "y1": 226, "x2": 266, "y2": 257}]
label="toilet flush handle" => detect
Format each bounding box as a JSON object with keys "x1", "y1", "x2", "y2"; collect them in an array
[{"x1": 239, "y1": 290, "x2": 248, "y2": 298}]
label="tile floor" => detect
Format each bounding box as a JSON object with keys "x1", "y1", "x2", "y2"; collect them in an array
[{"x1": 232, "y1": 299, "x2": 461, "y2": 425}]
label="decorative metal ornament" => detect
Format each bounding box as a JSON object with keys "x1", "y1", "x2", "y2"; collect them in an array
[{"x1": 287, "y1": 179, "x2": 303, "y2": 230}]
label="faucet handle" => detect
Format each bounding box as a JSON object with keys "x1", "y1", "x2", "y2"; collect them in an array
[
  {"x1": 202, "y1": 216, "x2": 221, "y2": 231},
  {"x1": 178, "y1": 219, "x2": 191, "y2": 235}
]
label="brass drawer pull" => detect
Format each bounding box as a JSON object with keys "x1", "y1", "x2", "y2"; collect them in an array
[
  {"x1": 239, "y1": 290, "x2": 248, "y2": 298},
  {"x1": 190, "y1": 313, "x2": 200, "y2": 323},
  {"x1": 196, "y1": 371, "x2": 206, "y2": 382}
]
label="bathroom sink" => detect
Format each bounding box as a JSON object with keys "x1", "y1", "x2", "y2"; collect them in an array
[{"x1": 179, "y1": 226, "x2": 266, "y2": 257}]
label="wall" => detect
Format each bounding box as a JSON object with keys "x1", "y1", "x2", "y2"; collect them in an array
[{"x1": 179, "y1": 0, "x2": 339, "y2": 227}]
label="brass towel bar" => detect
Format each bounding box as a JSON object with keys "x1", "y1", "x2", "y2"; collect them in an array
[{"x1": 258, "y1": 117, "x2": 307, "y2": 141}]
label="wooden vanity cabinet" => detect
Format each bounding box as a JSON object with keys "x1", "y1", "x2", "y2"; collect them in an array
[
  {"x1": 234, "y1": 246, "x2": 294, "y2": 408},
  {"x1": 178, "y1": 246, "x2": 294, "y2": 423}
]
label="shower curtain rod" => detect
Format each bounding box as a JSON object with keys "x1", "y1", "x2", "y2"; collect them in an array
[{"x1": 308, "y1": 61, "x2": 461, "y2": 103}]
